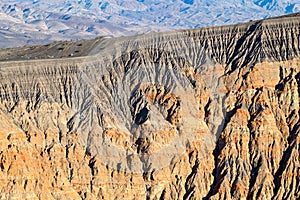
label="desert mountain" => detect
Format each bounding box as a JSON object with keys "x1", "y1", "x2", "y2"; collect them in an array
[
  {"x1": 0, "y1": 13, "x2": 299, "y2": 199},
  {"x1": 0, "y1": 0, "x2": 299, "y2": 48}
]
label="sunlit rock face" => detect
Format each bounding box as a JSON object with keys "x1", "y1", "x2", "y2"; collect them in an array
[{"x1": 0, "y1": 13, "x2": 299, "y2": 200}]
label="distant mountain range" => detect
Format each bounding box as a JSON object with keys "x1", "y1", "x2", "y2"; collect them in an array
[
  {"x1": 0, "y1": 0, "x2": 299, "y2": 48},
  {"x1": 0, "y1": 13, "x2": 300, "y2": 200}
]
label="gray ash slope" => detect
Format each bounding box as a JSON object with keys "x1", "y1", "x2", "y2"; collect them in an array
[
  {"x1": 0, "y1": 13, "x2": 299, "y2": 199},
  {"x1": 1, "y1": 0, "x2": 299, "y2": 49}
]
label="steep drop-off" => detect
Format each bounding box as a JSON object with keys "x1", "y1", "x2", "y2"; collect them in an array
[{"x1": 0, "y1": 13, "x2": 299, "y2": 200}]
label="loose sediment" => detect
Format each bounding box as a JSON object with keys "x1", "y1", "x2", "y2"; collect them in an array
[{"x1": 0, "y1": 13, "x2": 299, "y2": 200}]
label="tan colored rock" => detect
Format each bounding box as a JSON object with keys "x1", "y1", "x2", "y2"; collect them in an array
[{"x1": 0, "y1": 13, "x2": 299, "y2": 200}]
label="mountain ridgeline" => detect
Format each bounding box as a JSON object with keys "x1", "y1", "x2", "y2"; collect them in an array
[
  {"x1": 1, "y1": 0, "x2": 298, "y2": 48},
  {"x1": 0, "y1": 13, "x2": 299, "y2": 199}
]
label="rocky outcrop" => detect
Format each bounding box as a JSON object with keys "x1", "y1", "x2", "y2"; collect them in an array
[{"x1": 0, "y1": 13, "x2": 299, "y2": 199}]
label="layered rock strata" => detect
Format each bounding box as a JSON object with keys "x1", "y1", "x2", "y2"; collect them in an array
[{"x1": 0, "y1": 13, "x2": 299, "y2": 200}]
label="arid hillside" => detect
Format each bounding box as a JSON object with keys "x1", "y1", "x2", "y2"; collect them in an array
[{"x1": 0, "y1": 13, "x2": 299, "y2": 200}]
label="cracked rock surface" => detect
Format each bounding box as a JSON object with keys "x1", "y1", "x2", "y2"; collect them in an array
[{"x1": 0, "y1": 13, "x2": 299, "y2": 200}]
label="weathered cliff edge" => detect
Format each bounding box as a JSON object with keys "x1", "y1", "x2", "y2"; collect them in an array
[{"x1": 0, "y1": 13, "x2": 299, "y2": 199}]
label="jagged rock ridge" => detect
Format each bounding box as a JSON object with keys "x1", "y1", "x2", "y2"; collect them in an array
[{"x1": 0, "y1": 13, "x2": 299, "y2": 199}]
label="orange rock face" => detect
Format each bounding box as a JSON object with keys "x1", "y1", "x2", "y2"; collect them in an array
[{"x1": 0, "y1": 13, "x2": 300, "y2": 199}]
